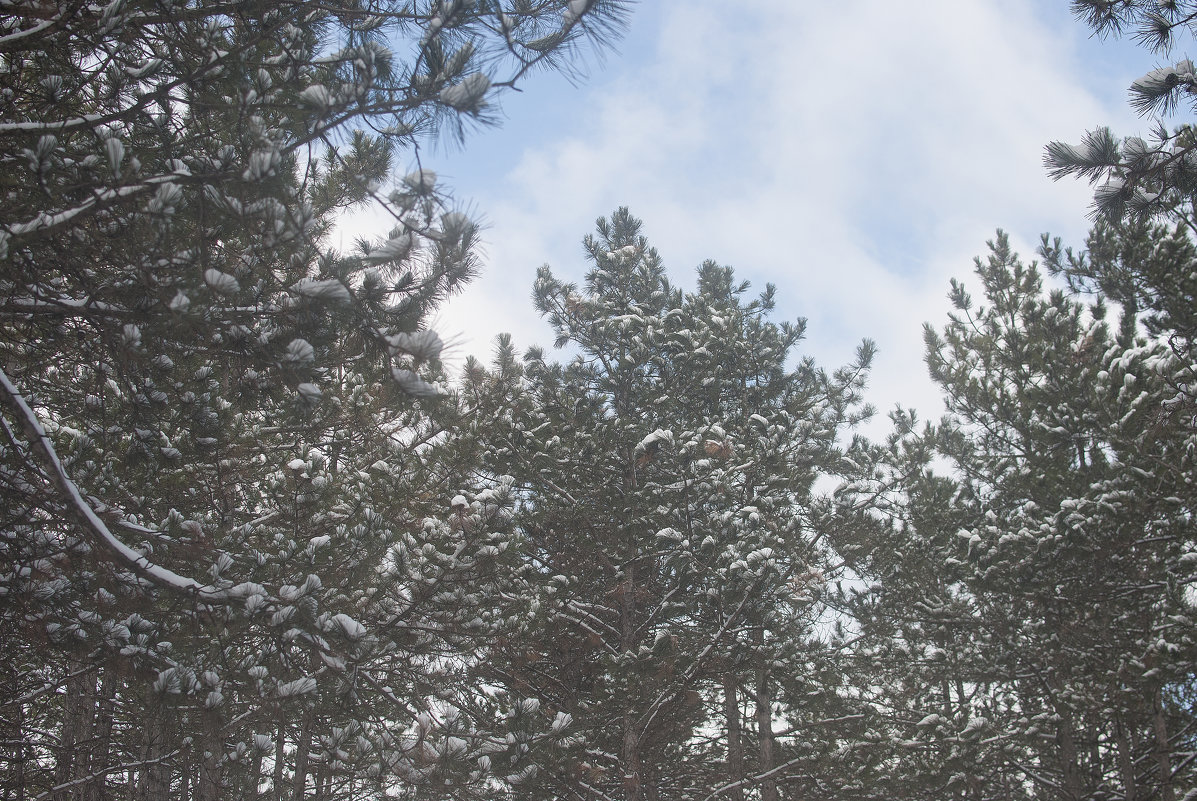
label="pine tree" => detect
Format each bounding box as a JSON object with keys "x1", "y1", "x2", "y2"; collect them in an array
[
  {"x1": 1046, "y1": 2, "x2": 1197, "y2": 220},
  {"x1": 0, "y1": 2, "x2": 629, "y2": 798},
  {"x1": 1044, "y1": 5, "x2": 1197, "y2": 524},
  {"x1": 841, "y1": 231, "x2": 1197, "y2": 800},
  {"x1": 461, "y1": 209, "x2": 874, "y2": 799}
]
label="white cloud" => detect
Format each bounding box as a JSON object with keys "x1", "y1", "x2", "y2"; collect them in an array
[{"x1": 371, "y1": 0, "x2": 1150, "y2": 434}]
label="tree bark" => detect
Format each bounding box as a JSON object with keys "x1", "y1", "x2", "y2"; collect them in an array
[
  {"x1": 274, "y1": 718, "x2": 286, "y2": 801},
  {"x1": 1152, "y1": 688, "x2": 1175, "y2": 801},
  {"x1": 314, "y1": 762, "x2": 329, "y2": 801},
  {"x1": 69, "y1": 671, "x2": 99, "y2": 799},
  {"x1": 178, "y1": 744, "x2": 191, "y2": 801},
  {"x1": 83, "y1": 668, "x2": 118, "y2": 801},
  {"x1": 1056, "y1": 706, "x2": 1082, "y2": 801},
  {"x1": 138, "y1": 712, "x2": 171, "y2": 801},
  {"x1": 621, "y1": 563, "x2": 641, "y2": 801},
  {"x1": 52, "y1": 669, "x2": 88, "y2": 801},
  {"x1": 9, "y1": 663, "x2": 27, "y2": 801},
  {"x1": 754, "y1": 630, "x2": 777, "y2": 801},
  {"x1": 197, "y1": 711, "x2": 223, "y2": 801},
  {"x1": 722, "y1": 672, "x2": 745, "y2": 801},
  {"x1": 248, "y1": 740, "x2": 265, "y2": 800},
  {"x1": 291, "y1": 712, "x2": 313, "y2": 801},
  {"x1": 1113, "y1": 712, "x2": 1137, "y2": 801}
]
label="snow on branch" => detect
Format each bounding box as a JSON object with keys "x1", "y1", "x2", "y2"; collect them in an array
[{"x1": 0, "y1": 366, "x2": 242, "y2": 604}]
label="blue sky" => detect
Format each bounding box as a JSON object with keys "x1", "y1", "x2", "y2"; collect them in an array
[{"x1": 342, "y1": 1, "x2": 1159, "y2": 432}]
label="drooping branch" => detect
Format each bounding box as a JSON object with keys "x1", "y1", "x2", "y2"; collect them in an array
[{"x1": 0, "y1": 365, "x2": 239, "y2": 603}]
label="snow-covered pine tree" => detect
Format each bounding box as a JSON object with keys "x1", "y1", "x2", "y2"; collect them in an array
[
  {"x1": 460, "y1": 209, "x2": 875, "y2": 800},
  {"x1": 0, "y1": 2, "x2": 629, "y2": 798},
  {"x1": 841, "y1": 231, "x2": 1197, "y2": 800},
  {"x1": 1044, "y1": 2, "x2": 1197, "y2": 426},
  {"x1": 1046, "y1": 2, "x2": 1197, "y2": 220}
]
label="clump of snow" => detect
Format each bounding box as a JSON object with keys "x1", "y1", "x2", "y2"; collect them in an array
[
  {"x1": 365, "y1": 234, "x2": 412, "y2": 264},
  {"x1": 392, "y1": 367, "x2": 443, "y2": 398},
  {"x1": 276, "y1": 676, "x2": 317, "y2": 697},
  {"x1": 403, "y1": 170, "x2": 436, "y2": 194},
  {"x1": 563, "y1": 0, "x2": 594, "y2": 26},
  {"x1": 634, "y1": 428, "x2": 673, "y2": 454},
  {"x1": 389, "y1": 330, "x2": 444, "y2": 361},
  {"x1": 285, "y1": 338, "x2": 315, "y2": 363},
  {"x1": 290, "y1": 277, "x2": 351, "y2": 303},
  {"x1": 204, "y1": 269, "x2": 240, "y2": 294},
  {"x1": 299, "y1": 84, "x2": 334, "y2": 111},
  {"x1": 439, "y1": 72, "x2": 489, "y2": 111},
  {"x1": 330, "y1": 613, "x2": 366, "y2": 640}
]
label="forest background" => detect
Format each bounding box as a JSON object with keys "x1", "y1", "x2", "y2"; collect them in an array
[
  {"x1": 3, "y1": 1, "x2": 1197, "y2": 800},
  {"x1": 348, "y1": 0, "x2": 1148, "y2": 428}
]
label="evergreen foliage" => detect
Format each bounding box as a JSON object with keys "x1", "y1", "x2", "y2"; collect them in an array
[
  {"x1": 841, "y1": 230, "x2": 1197, "y2": 801},
  {"x1": 0, "y1": 1, "x2": 627, "y2": 798},
  {"x1": 6, "y1": 4, "x2": 1197, "y2": 801},
  {"x1": 1048, "y1": 1, "x2": 1197, "y2": 219},
  {"x1": 1047, "y1": 2, "x2": 1197, "y2": 219},
  {"x1": 461, "y1": 209, "x2": 875, "y2": 800}
]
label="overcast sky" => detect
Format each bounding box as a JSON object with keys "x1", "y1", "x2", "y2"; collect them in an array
[{"x1": 343, "y1": 1, "x2": 1155, "y2": 434}]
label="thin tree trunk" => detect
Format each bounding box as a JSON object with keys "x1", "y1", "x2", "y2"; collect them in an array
[
  {"x1": 623, "y1": 707, "x2": 641, "y2": 801},
  {"x1": 1088, "y1": 719, "x2": 1103, "y2": 789},
  {"x1": 1057, "y1": 706, "x2": 1083, "y2": 801},
  {"x1": 722, "y1": 672, "x2": 745, "y2": 801},
  {"x1": 84, "y1": 668, "x2": 118, "y2": 801},
  {"x1": 313, "y1": 762, "x2": 329, "y2": 801},
  {"x1": 52, "y1": 669, "x2": 88, "y2": 801},
  {"x1": 621, "y1": 563, "x2": 640, "y2": 801},
  {"x1": 754, "y1": 629, "x2": 777, "y2": 801},
  {"x1": 621, "y1": 441, "x2": 643, "y2": 801},
  {"x1": 178, "y1": 744, "x2": 191, "y2": 801},
  {"x1": 10, "y1": 665, "x2": 27, "y2": 801},
  {"x1": 1114, "y1": 712, "x2": 1137, "y2": 801},
  {"x1": 249, "y1": 741, "x2": 265, "y2": 800},
  {"x1": 274, "y1": 718, "x2": 286, "y2": 801},
  {"x1": 70, "y1": 671, "x2": 99, "y2": 799},
  {"x1": 198, "y1": 711, "x2": 223, "y2": 801},
  {"x1": 292, "y1": 712, "x2": 313, "y2": 801},
  {"x1": 138, "y1": 712, "x2": 171, "y2": 801},
  {"x1": 1152, "y1": 688, "x2": 1175, "y2": 801}
]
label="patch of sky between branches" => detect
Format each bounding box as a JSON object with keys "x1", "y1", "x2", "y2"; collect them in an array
[{"x1": 424, "y1": 2, "x2": 668, "y2": 192}]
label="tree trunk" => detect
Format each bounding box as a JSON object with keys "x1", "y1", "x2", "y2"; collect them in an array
[
  {"x1": 177, "y1": 744, "x2": 191, "y2": 801},
  {"x1": 248, "y1": 742, "x2": 265, "y2": 800},
  {"x1": 83, "y1": 668, "x2": 118, "y2": 801},
  {"x1": 1152, "y1": 688, "x2": 1175, "y2": 801},
  {"x1": 52, "y1": 669, "x2": 89, "y2": 801},
  {"x1": 69, "y1": 671, "x2": 99, "y2": 799},
  {"x1": 621, "y1": 443, "x2": 642, "y2": 801},
  {"x1": 197, "y1": 711, "x2": 223, "y2": 801},
  {"x1": 1113, "y1": 712, "x2": 1137, "y2": 801},
  {"x1": 1056, "y1": 706, "x2": 1082, "y2": 801},
  {"x1": 1089, "y1": 719, "x2": 1103, "y2": 789},
  {"x1": 274, "y1": 718, "x2": 286, "y2": 801},
  {"x1": 9, "y1": 664, "x2": 27, "y2": 801},
  {"x1": 292, "y1": 712, "x2": 313, "y2": 801},
  {"x1": 622, "y1": 706, "x2": 641, "y2": 801},
  {"x1": 138, "y1": 712, "x2": 171, "y2": 801},
  {"x1": 754, "y1": 630, "x2": 777, "y2": 801},
  {"x1": 722, "y1": 672, "x2": 745, "y2": 801},
  {"x1": 313, "y1": 762, "x2": 329, "y2": 801}
]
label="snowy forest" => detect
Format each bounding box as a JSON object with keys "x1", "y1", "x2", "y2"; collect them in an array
[{"x1": 1, "y1": 1, "x2": 1196, "y2": 800}]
